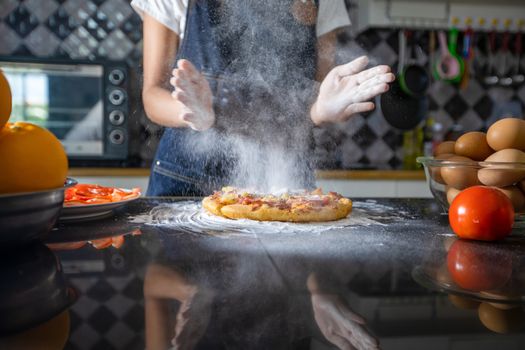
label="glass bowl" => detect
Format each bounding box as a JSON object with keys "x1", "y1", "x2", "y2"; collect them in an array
[{"x1": 416, "y1": 156, "x2": 525, "y2": 214}]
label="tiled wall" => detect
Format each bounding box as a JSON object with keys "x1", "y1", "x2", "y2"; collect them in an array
[{"x1": 1, "y1": 0, "x2": 524, "y2": 169}]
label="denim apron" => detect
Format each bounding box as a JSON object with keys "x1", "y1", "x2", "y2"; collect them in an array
[{"x1": 147, "y1": 0, "x2": 319, "y2": 196}]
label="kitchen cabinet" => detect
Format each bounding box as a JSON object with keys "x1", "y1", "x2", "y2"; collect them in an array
[{"x1": 357, "y1": 0, "x2": 525, "y2": 31}]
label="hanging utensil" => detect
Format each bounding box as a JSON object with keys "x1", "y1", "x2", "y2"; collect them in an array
[
  {"x1": 429, "y1": 30, "x2": 436, "y2": 83},
  {"x1": 484, "y1": 30, "x2": 499, "y2": 86},
  {"x1": 512, "y1": 31, "x2": 524, "y2": 86},
  {"x1": 447, "y1": 27, "x2": 465, "y2": 84},
  {"x1": 434, "y1": 30, "x2": 462, "y2": 82},
  {"x1": 381, "y1": 30, "x2": 427, "y2": 130},
  {"x1": 460, "y1": 26, "x2": 473, "y2": 89},
  {"x1": 399, "y1": 30, "x2": 429, "y2": 97},
  {"x1": 499, "y1": 31, "x2": 513, "y2": 86}
]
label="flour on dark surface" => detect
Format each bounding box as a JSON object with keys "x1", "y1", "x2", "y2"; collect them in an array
[{"x1": 128, "y1": 200, "x2": 410, "y2": 237}]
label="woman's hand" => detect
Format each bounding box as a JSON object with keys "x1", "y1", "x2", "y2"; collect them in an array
[
  {"x1": 307, "y1": 273, "x2": 379, "y2": 350},
  {"x1": 311, "y1": 56, "x2": 395, "y2": 125},
  {"x1": 170, "y1": 59, "x2": 215, "y2": 131},
  {"x1": 311, "y1": 293, "x2": 379, "y2": 350}
]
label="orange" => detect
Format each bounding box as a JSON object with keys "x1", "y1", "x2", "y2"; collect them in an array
[
  {"x1": 0, "y1": 69, "x2": 11, "y2": 130},
  {"x1": 0, "y1": 122, "x2": 68, "y2": 194}
]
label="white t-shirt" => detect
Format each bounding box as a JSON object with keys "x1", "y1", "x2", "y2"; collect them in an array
[{"x1": 131, "y1": 0, "x2": 350, "y2": 41}]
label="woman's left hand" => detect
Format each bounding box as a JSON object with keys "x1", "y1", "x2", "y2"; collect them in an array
[{"x1": 311, "y1": 56, "x2": 395, "y2": 125}]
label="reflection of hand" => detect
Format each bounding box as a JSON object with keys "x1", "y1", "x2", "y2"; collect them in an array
[
  {"x1": 311, "y1": 56, "x2": 394, "y2": 125},
  {"x1": 311, "y1": 293, "x2": 379, "y2": 350},
  {"x1": 170, "y1": 59, "x2": 215, "y2": 131},
  {"x1": 172, "y1": 288, "x2": 214, "y2": 350}
]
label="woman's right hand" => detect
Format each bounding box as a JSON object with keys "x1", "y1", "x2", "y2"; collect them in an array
[{"x1": 170, "y1": 59, "x2": 215, "y2": 131}]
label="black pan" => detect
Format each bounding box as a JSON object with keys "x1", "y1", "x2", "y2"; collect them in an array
[
  {"x1": 380, "y1": 81, "x2": 427, "y2": 130},
  {"x1": 0, "y1": 178, "x2": 76, "y2": 246}
]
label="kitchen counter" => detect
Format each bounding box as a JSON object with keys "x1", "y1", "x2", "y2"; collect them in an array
[
  {"x1": 2, "y1": 198, "x2": 524, "y2": 349},
  {"x1": 68, "y1": 168, "x2": 426, "y2": 180}
]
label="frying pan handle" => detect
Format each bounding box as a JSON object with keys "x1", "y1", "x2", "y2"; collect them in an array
[
  {"x1": 448, "y1": 27, "x2": 459, "y2": 54},
  {"x1": 438, "y1": 31, "x2": 449, "y2": 58},
  {"x1": 398, "y1": 29, "x2": 407, "y2": 74},
  {"x1": 462, "y1": 28, "x2": 473, "y2": 59}
]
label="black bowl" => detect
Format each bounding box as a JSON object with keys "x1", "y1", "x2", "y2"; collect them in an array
[{"x1": 0, "y1": 178, "x2": 77, "y2": 246}]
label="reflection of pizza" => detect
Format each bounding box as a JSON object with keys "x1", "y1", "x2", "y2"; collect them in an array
[{"x1": 202, "y1": 187, "x2": 352, "y2": 222}]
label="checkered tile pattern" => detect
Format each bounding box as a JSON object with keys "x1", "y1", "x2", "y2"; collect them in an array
[
  {"x1": 1, "y1": 0, "x2": 524, "y2": 169},
  {"x1": 64, "y1": 273, "x2": 145, "y2": 350}
]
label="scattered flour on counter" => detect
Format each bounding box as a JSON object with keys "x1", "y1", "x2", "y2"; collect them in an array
[{"x1": 128, "y1": 200, "x2": 405, "y2": 236}]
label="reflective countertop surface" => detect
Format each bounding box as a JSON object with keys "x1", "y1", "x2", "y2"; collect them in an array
[{"x1": 1, "y1": 198, "x2": 525, "y2": 350}]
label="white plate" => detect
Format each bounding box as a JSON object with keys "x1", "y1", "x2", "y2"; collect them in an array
[{"x1": 60, "y1": 194, "x2": 140, "y2": 221}]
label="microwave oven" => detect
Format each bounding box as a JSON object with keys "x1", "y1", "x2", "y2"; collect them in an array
[{"x1": 0, "y1": 57, "x2": 129, "y2": 161}]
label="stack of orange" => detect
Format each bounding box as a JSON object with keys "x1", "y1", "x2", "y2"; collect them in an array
[{"x1": 0, "y1": 70, "x2": 68, "y2": 194}]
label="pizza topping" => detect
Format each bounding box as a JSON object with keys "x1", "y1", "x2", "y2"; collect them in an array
[
  {"x1": 64, "y1": 184, "x2": 140, "y2": 206},
  {"x1": 211, "y1": 187, "x2": 347, "y2": 212}
]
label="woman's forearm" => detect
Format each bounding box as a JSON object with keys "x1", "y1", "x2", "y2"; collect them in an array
[
  {"x1": 142, "y1": 13, "x2": 190, "y2": 128},
  {"x1": 142, "y1": 85, "x2": 189, "y2": 128}
]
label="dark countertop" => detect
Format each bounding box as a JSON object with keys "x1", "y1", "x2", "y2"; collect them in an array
[
  {"x1": 1, "y1": 198, "x2": 525, "y2": 349},
  {"x1": 67, "y1": 168, "x2": 427, "y2": 180}
]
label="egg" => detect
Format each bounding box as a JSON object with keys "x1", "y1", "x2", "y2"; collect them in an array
[
  {"x1": 478, "y1": 149, "x2": 525, "y2": 187},
  {"x1": 454, "y1": 131, "x2": 494, "y2": 161},
  {"x1": 492, "y1": 186, "x2": 525, "y2": 212},
  {"x1": 431, "y1": 153, "x2": 455, "y2": 184},
  {"x1": 487, "y1": 118, "x2": 525, "y2": 151},
  {"x1": 434, "y1": 141, "x2": 455, "y2": 156},
  {"x1": 480, "y1": 291, "x2": 522, "y2": 310},
  {"x1": 441, "y1": 155, "x2": 481, "y2": 190},
  {"x1": 478, "y1": 302, "x2": 524, "y2": 334},
  {"x1": 446, "y1": 186, "x2": 461, "y2": 205},
  {"x1": 448, "y1": 294, "x2": 480, "y2": 310}
]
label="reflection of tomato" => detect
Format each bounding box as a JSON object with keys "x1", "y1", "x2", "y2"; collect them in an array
[
  {"x1": 447, "y1": 240, "x2": 512, "y2": 292},
  {"x1": 449, "y1": 186, "x2": 514, "y2": 241}
]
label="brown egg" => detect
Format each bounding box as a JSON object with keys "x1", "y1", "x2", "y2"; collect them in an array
[
  {"x1": 434, "y1": 141, "x2": 456, "y2": 156},
  {"x1": 487, "y1": 118, "x2": 525, "y2": 151},
  {"x1": 431, "y1": 153, "x2": 455, "y2": 184},
  {"x1": 446, "y1": 186, "x2": 461, "y2": 205},
  {"x1": 478, "y1": 149, "x2": 525, "y2": 187},
  {"x1": 478, "y1": 302, "x2": 525, "y2": 334},
  {"x1": 454, "y1": 131, "x2": 494, "y2": 161},
  {"x1": 480, "y1": 291, "x2": 522, "y2": 310},
  {"x1": 441, "y1": 155, "x2": 481, "y2": 190},
  {"x1": 448, "y1": 294, "x2": 480, "y2": 310},
  {"x1": 492, "y1": 186, "x2": 525, "y2": 212}
]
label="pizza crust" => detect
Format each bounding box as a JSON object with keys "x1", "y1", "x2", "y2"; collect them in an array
[{"x1": 202, "y1": 196, "x2": 224, "y2": 217}]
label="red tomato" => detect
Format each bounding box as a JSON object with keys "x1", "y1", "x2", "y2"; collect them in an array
[
  {"x1": 447, "y1": 239, "x2": 512, "y2": 291},
  {"x1": 449, "y1": 186, "x2": 514, "y2": 241}
]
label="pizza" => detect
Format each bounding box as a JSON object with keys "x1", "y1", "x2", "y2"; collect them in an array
[{"x1": 202, "y1": 186, "x2": 352, "y2": 222}]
